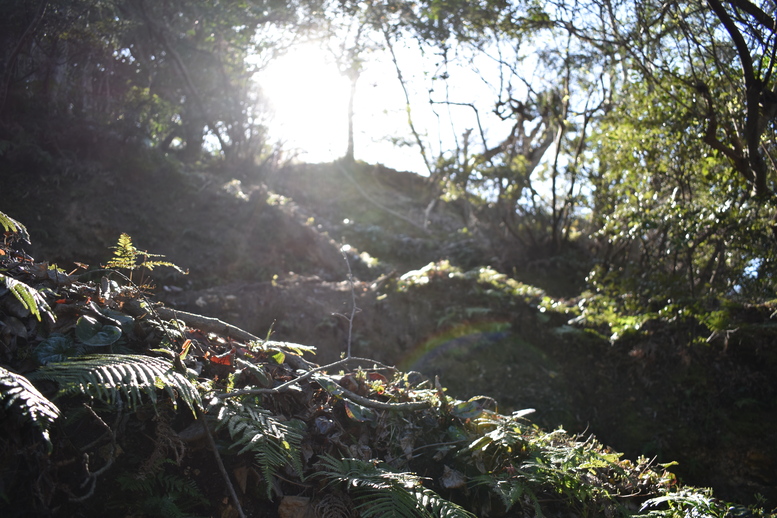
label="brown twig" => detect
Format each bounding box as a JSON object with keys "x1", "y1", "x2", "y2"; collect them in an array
[
  {"x1": 197, "y1": 408, "x2": 246, "y2": 518},
  {"x1": 129, "y1": 301, "x2": 430, "y2": 411},
  {"x1": 217, "y1": 356, "x2": 431, "y2": 410},
  {"x1": 125, "y1": 300, "x2": 315, "y2": 371}
]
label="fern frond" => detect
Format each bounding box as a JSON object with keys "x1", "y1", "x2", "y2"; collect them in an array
[
  {"x1": 318, "y1": 455, "x2": 476, "y2": 518},
  {"x1": 472, "y1": 473, "x2": 539, "y2": 513},
  {"x1": 0, "y1": 366, "x2": 60, "y2": 448},
  {"x1": 413, "y1": 487, "x2": 475, "y2": 518},
  {"x1": 356, "y1": 487, "x2": 424, "y2": 518},
  {"x1": 30, "y1": 355, "x2": 201, "y2": 415},
  {"x1": 214, "y1": 399, "x2": 304, "y2": 498},
  {"x1": 106, "y1": 233, "x2": 139, "y2": 270},
  {"x1": 106, "y1": 233, "x2": 186, "y2": 274},
  {"x1": 116, "y1": 470, "x2": 207, "y2": 516},
  {"x1": 0, "y1": 210, "x2": 30, "y2": 243},
  {"x1": 0, "y1": 273, "x2": 54, "y2": 322}
]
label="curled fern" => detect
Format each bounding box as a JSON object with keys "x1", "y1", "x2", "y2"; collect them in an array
[
  {"x1": 30, "y1": 354, "x2": 201, "y2": 415},
  {"x1": 0, "y1": 366, "x2": 60, "y2": 449}
]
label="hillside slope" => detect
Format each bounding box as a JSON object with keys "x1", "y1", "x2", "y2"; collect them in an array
[{"x1": 2, "y1": 159, "x2": 776, "y2": 508}]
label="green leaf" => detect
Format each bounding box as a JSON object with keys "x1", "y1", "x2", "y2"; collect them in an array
[
  {"x1": 98, "y1": 308, "x2": 136, "y2": 333},
  {"x1": 235, "y1": 358, "x2": 271, "y2": 387},
  {"x1": 0, "y1": 210, "x2": 30, "y2": 243},
  {"x1": 451, "y1": 398, "x2": 489, "y2": 419},
  {"x1": 214, "y1": 399, "x2": 305, "y2": 498},
  {"x1": 36, "y1": 333, "x2": 83, "y2": 365},
  {"x1": 344, "y1": 400, "x2": 377, "y2": 423},
  {"x1": 0, "y1": 274, "x2": 54, "y2": 322},
  {"x1": 312, "y1": 373, "x2": 344, "y2": 396},
  {"x1": 264, "y1": 340, "x2": 316, "y2": 356},
  {"x1": 1, "y1": 366, "x2": 59, "y2": 450},
  {"x1": 31, "y1": 354, "x2": 202, "y2": 415},
  {"x1": 271, "y1": 350, "x2": 285, "y2": 364},
  {"x1": 75, "y1": 315, "x2": 122, "y2": 346}
]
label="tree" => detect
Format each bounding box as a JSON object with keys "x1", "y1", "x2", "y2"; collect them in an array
[{"x1": 0, "y1": 0, "x2": 319, "y2": 166}]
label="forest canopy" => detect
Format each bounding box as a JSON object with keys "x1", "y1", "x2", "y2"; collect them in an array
[{"x1": 2, "y1": 0, "x2": 777, "y2": 305}]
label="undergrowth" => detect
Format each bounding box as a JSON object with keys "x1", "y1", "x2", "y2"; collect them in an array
[{"x1": 0, "y1": 218, "x2": 774, "y2": 517}]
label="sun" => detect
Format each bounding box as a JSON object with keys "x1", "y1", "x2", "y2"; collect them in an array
[
  {"x1": 255, "y1": 41, "x2": 434, "y2": 174},
  {"x1": 259, "y1": 44, "x2": 351, "y2": 163}
]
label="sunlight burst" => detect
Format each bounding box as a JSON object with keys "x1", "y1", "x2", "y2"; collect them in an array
[{"x1": 260, "y1": 45, "x2": 351, "y2": 163}]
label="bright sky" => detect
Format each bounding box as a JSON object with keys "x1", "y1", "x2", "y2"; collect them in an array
[
  {"x1": 257, "y1": 37, "x2": 526, "y2": 175},
  {"x1": 259, "y1": 42, "x2": 427, "y2": 173}
]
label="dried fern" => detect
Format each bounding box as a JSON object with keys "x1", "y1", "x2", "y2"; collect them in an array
[
  {"x1": 30, "y1": 354, "x2": 201, "y2": 415},
  {"x1": 214, "y1": 398, "x2": 305, "y2": 498},
  {"x1": 0, "y1": 366, "x2": 60, "y2": 449},
  {"x1": 317, "y1": 455, "x2": 476, "y2": 518}
]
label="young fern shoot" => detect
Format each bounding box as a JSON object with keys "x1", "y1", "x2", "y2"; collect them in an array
[{"x1": 106, "y1": 233, "x2": 187, "y2": 284}]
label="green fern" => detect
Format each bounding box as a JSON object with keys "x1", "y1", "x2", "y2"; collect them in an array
[
  {"x1": 106, "y1": 233, "x2": 186, "y2": 276},
  {"x1": 472, "y1": 472, "x2": 541, "y2": 515},
  {"x1": 0, "y1": 274, "x2": 54, "y2": 322},
  {"x1": 317, "y1": 455, "x2": 476, "y2": 518},
  {"x1": 30, "y1": 354, "x2": 201, "y2": 415},
  {"x1": 0, "y1": 366, "x2": 60, "y2": 449},
  {"x1": 0, "y1": 210, "x2": 30, "y2": 243},
  {"x1": 214, "y1": 398, "x2": 305, "y2": 498},
  {"x1": 115, "y1": 470, "x2": 207, "y2": 517},
  {"x1": 0, "y1": 210, "x2": 54, "y2": 322}
]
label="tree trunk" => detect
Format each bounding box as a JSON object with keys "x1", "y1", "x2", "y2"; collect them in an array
[{"x1": 344, "y1": 73, "x2": 358, "y2": 163}]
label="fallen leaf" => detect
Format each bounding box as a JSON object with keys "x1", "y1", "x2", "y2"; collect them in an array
[
  {"x1": 278, "y1": 495, "x2": 313, "y2": 518},
  {"x1": 440, "y1": 465, "x2": 467, "y2": 489}
]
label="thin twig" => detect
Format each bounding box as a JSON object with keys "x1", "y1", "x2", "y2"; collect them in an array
[
  {"x1": 341, "y1": 248, "x2": 358, "y2": 358},
  {"x1": 217, "y1": 356, "x2": 430, "y2": 410},
  {"x1": 125, "y1": 300, "x2": 315, "y2": 371},
  {"x1": 130, "y1": 296, "x2": 429, "y2": 411},
  {"x1": 69, "y1": 404, "x2": 119, "y2": 502},
  {"x1": 216, "y1": 356, "x2": 397, "y2": 399},
  {"x1": 197, "y1": 408, "x2": 247, "y2": 518},
  {"x1": 334, "y1": 384, "x2": 432, "y2": 411}
]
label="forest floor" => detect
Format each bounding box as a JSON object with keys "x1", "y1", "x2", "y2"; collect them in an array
[{"x1": 3, "y1": 159, "x2": 776, "y2": 508}]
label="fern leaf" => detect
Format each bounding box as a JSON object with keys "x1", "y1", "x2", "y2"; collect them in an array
[
  {"x1": 214, "y1": 399, "x2": 305, "y2": 498},
  {"x1": 0, "y1": 366, "x2": 60, "y2": 448},
  {"x1": 0, "y1": 210, "x2": 30, "y2": 243},
  {"x1": 0, "y1": 273, "x2": 54, "y2": 322},
  {"x1": 116, "y1": 470, "x2": 207, "y2": 515},
  {"x1": 106, "y1": 233, "x2": 139, "y2": 270},
  {"x1": 318, "y1": 456, "x2": 476, "y2": 518},
  {"x1": 355, "y1": 487, "x2": 424, "y2": 518},
  {"x1": 413, "y1": 487, "x2": 475, "y2": 518},
  {"x1": 106, "y1": 233, "x2": 186, "y2": 274},
  {"x1": 136, "y1": 259, "x2": 187, "y2": 274},
  {"x1": 30, "y1": 355, "x2": 202, "y2": 415}
]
